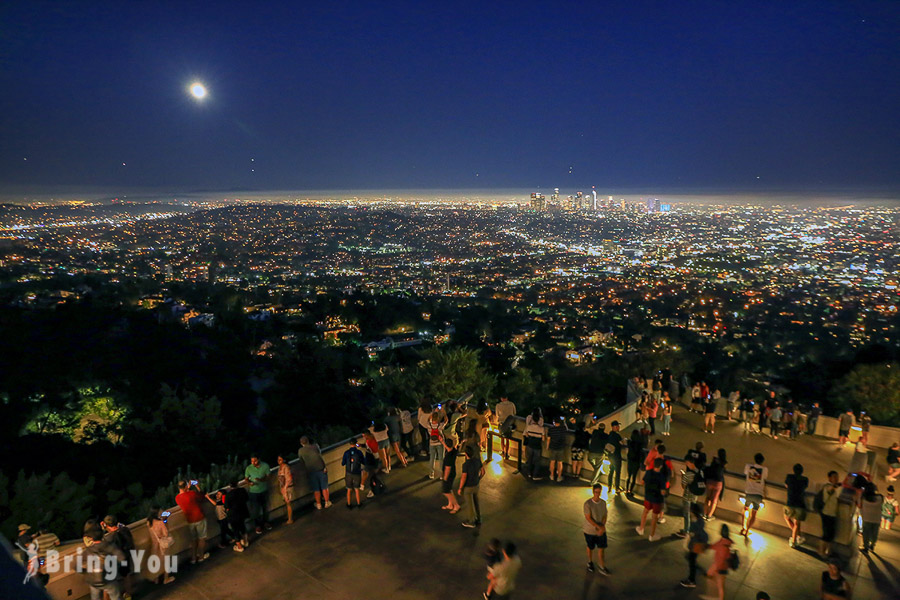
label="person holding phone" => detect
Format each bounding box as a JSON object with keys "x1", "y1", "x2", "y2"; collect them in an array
[
  {"x1": 244, "y1": 454, "x2": 272, "y2": 534},
  {"x1": 175, "y1": 479, "x2": 209, "y2": 563}
]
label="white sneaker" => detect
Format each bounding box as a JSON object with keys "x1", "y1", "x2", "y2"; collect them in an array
[
  {"x1": 366, "y1": 490, "x2": 375, "y2": 498},
  {"x1": 658, "y1": 516, "x2": 667, "y2": 524},
  {"x1": 324, "y1": 501, "x2": 333, "y2": 508},
  {"x1": 315, "y1": 503, "x2": 322, "y2": 510},
  {"x1": 429, "y1": 471, "x2": 435, "y2": 479},
  {"x1": 635, "y1": 526, "x2": 645, "y2": 536},
  {"x1": 649, "y1": 533, "x2": 662, "y2": 542}
]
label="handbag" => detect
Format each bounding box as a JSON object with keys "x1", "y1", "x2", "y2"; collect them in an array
[{"x1": 159, "y1": 534, "x2": 174, "y2": 549}]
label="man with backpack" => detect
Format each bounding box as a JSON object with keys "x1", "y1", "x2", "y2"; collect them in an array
[{"x1": 676, "y1": 454, "x2": 705, "y2": 538}]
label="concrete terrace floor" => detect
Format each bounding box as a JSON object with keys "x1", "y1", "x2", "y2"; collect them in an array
[{"x1": 141, "y1": 408, "x2": 900, "y2": 600}]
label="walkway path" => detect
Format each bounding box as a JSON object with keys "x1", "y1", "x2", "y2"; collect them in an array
[{"x1": 141, "y1": 422, "x2": 899, "y2": 600}]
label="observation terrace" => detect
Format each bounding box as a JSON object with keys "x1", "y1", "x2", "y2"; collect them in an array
[{"x1": 11, "y1": 401, "x2": 900, "y2": 600}]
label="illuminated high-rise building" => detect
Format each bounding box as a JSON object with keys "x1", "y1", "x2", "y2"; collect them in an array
[{"x1": 530, "y1": 192, "x2": 546, "y2": 211}]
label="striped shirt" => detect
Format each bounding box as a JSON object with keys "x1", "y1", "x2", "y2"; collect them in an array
[
  {"x1": 35, "y1": 532, "x2": 60, "y2": 557},
  {"x1": 682, "y1": 468, "x2": 697, "y2": 502},
  {"x1": 547, "y1": 424, "x2": 569, "y2": 450}
]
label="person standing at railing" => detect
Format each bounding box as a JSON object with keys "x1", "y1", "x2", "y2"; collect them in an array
[
  {"x1": 769, "y1": 403, "x2": 782, "y2": 439},
  {"x1": 474, "y1": 399, "x2": 492, "y2": 451},
  {"x1": 417, "y1": 400, "x2": 432, "y2": 457},
  {"x1": 225, "y1": 480, "x2": 251, "y2": 550},
  {"x1": 370, "y1": 420, "x2": 392, "y2": 472},
  {"x1": 244, "y1": 454, "x2": 272, "y2": 534},
  {"x1": 495, "y1": 396, "x2": 517, "y2": 459},
  {"x1": 147, "y1": 507, "x2": 176, "y2": 583},
  {"x1": 886, "y1": 442, "x2": 900, "y2": 482},
  {"x1": 547, "y1": 416, "x2": 570, "y2": 483},
  {"x1": 82, "y1": 523, "x2": 126, "y2": 600},
  {"x1": 299, "y1": 436, "x2": 333, "y2": 509},
  {"x1": 523, "y1": 408, "x2": 546, "y2": 481},
  {"x1": 399, "y1": 406, "x2": 416, "y2": 459},
  {"x1": 859, "y1": 411, "x2": 872, "y2": 447},
  {"x1": 837, "y1": 409, "x2": 853, "y2": 447},
  {"x1": 428, "y1": 409, "x2": 448, "y2": 479},
  {"x1": 570, "y1": 421, "x2": 590, "y2": 480},
  {"x1": 276, "y1": 455, "x2": 295, "y2": 525},
  {"x1": 384, "y1": 407, "x2": 409, "y2": 469},
  {"x1": 807, "y1": 402, "x2": 821, "y2": 436},
  {"x1": 175, "y1": 479, "x2": 210, "y2": 563},
  {"x1": 101, "y1": 515, "x2": 136, "y2": 598},
  {"x1": 341, "y1": 438, "x2": 365, "y2": 509}
]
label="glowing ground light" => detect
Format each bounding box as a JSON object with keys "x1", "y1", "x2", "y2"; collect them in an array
[{"x1": 189, "y1": 82, "x2": 207, "y2": 99}]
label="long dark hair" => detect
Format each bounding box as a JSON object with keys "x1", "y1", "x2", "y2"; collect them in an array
[{"x1": 147, "y1": 506, "x2": 162, "y2": 525}]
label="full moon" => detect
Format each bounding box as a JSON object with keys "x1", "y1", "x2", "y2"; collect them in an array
[{"x1": 189, "y1": 82, "x2": 207, "y2": 99}]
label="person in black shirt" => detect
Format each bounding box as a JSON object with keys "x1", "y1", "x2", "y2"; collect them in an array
[
  {"x1": 441, "y1": 437, "x2": 461, "y2": 513},
  {"x1": 703, "y1": 397, "x2": 717, "y2": 434},
  {"x1": 821, "y1": 558, "x2": 852, "y2": 599},
  {"x1": 887, "y1": 442, "x2": 900, "y2": 481},
  {"x1": 571, "y1": 420, "x2": 591, "y2": 479},
  {"x1": 636, "y1": 458, "x2": 667, "y2": 541},
  {"x1": 225, "y1": 480, "x2": 251, "y2": 549},
  {"x1": 458, "y1": 446, "x2": 484, "y2": 528},
  {"x1": 807, "y1": 402, "x2": 821, "y2": 436},
  {"x1": 606, "y1": 421, "x2": 624, "y2": 493},
  {"x1": 686, "y1": 442, "x2": 706, "y2": 470},
  {"x1": 783, "y1": 463, "x2": 809, "y2": 548},
  {"x1": 588, "y1": 423, "x2": 608, "y2": 487},
  {"x1": 625, "y1": 430, "x2": 644, "y2": 495}
]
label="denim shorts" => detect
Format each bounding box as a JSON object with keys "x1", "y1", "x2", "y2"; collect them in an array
[{"x1": 308, "y1": 470, "x2": 329, "y2": 492}]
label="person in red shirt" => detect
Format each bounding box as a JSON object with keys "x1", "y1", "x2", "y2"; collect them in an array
[{"x1": 175, "y1": 480, "x2": 209, "y2": 563}]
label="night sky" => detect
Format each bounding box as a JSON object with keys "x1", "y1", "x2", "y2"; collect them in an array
[{"x1": 1, "y1": 1, "x2": 899, "y2": 193}]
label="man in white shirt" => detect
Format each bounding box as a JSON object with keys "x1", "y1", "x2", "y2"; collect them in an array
[
  {"x1": 495, "y1": 396, "x2": 517, "y2": 458},
  {"x1": 741, "y1": 453, "x2": 768, "y2": 536}
]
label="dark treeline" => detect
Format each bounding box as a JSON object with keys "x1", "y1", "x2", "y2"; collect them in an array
[{"x1": 0, "y1": 285, "x2": 896, "y2": 540}]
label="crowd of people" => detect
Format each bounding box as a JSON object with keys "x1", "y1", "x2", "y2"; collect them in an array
[{"x1": 14, "y1": 380, "x2": 900, "y2": 600}]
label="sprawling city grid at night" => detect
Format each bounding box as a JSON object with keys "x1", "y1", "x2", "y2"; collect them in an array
[{"x1": 2, "y1": 2, "x2": 900, "y2": 600}]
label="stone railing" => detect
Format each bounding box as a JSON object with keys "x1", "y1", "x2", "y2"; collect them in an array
[{"x1": 40, "y1": 433, "x2": 376, "y2": 600}]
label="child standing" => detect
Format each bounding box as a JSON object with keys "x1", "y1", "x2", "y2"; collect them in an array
[{"x1": 882, "y1": 485, "x2": 898, "y2": 530}]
